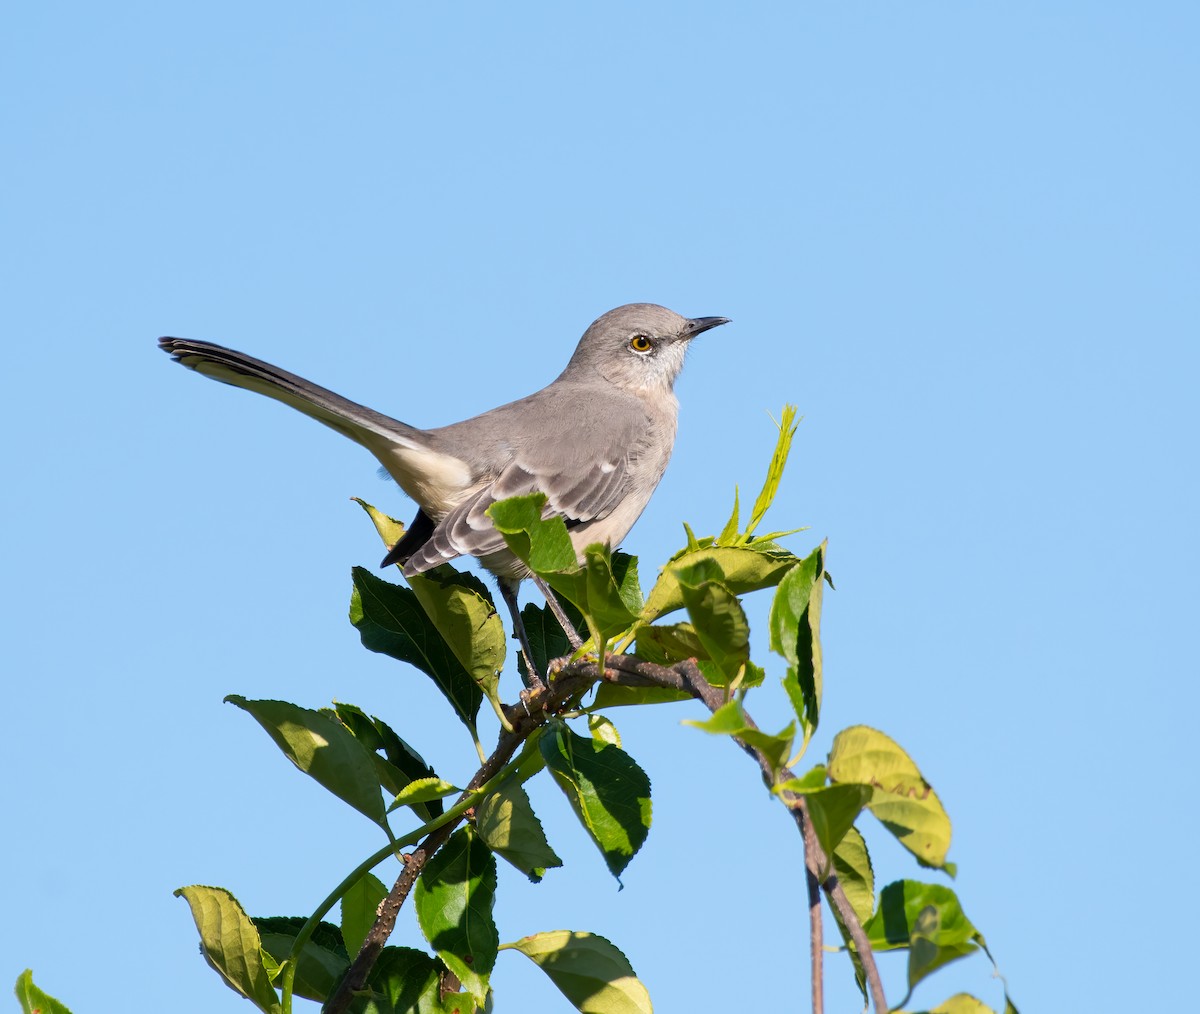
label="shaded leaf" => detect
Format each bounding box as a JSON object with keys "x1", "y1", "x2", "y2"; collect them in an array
[
  {"x1": 864, "y1": 881, "x2": 981, "y2": 995},
  {"x1": 333, "y1": 704, "x2": 442, "y2": 821},
  {"x1": 414, "y1": 827, "x2": 498, "y2": 1005},
  {"x1": 350, "y1": 567, "x2": 483, "y2": 730},
  {"x1": 255, "y1": 916, "x2": 348, "y2": 1003},
  {"x1": 678, "y1": 578, "x2": 750, "y2": 683},
  {"x1": 475, "y1": 780, "x2": 563, "y2": 882},
  {"x1": 828, "y1": 726, "x2": 953, "y2": 871},
  {"x1": 502, "y1": 931, "x2": 652, "y2": 1014},
  {"x1": 832, "y1": 826, "x2": 875, "y2": 926},
  {"x1": 174, "y1": 886, "x2": 281, "y2": 1013},
  {"x1": 800, "y1": 783, "x2": 873, "y2": 863},
  {"x1": 14, "y1": 971, "x2": 73, "y2": 1014},
  {"x1": 517, "y1": 600, "x2": 573, "y2": 685},
  {"x1": 540, "y1": 721, "x2": 652, "y2": 881},
  {"x1": 226, "y1": 697, "x2": 386, "y2": 827},
  {"x1": 365, "y1": 946, "x2": 474, "y2": 1014},
  {"x1": 632, "y1": 622, "x2": 708, "y2": 666},
  {"x1": 341, "y1": 872, "x2": 389, "y2": 956},
  {"x1": 771, "y1": 543, "x2": 827, "y2": 749}
]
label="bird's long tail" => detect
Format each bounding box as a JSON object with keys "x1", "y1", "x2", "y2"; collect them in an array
[{"x1": 157, "y1": 337, "x2": 423, "y2": 450}]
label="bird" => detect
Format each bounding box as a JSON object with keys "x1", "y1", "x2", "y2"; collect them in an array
[{"x1": 159, "y1": 303, "x2": 728, "y2": 689}]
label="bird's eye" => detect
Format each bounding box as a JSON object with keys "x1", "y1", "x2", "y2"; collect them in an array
[{"x1": 629, "y1": 334, "x2": 653, "y2": 353}]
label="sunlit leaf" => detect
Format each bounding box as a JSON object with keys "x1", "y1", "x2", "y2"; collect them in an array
[
  {"x1": 226, "y1": 697, "x2": 387, "y2": 827},
  {"x1": 642, "y1": 544, "x2": 798, "y2": 621},
  {"x1": 684, "y1": 700, "x2": 794, "y2": 777},
  {"x1": 588, "y1": 714, "x2": 622, "y2": 748},
  {"x1": 828, "y1": 726, "x2": 953, "y2": 871},
  {"x1": 341, "y1": 871, "x2": 389, "y2": 956},
  {"x1": 14, "y1": 971, "x2": 74, "y2": 1014},
  {"x1": 387, "y1": 777, "x2": 461, "y2": 812},
  {"x1": 353, "y1": 498, "x2": 408, "y2": 557},
  {"x1": 502, "y1": 931, "x2": 652, "y2": 1014},
  {"x1": 864, "y1": 881, "x2": 981, "y2": 993},
  {"x1": 408, "y1": 566, "x2": 505, "y2": 702},
  {"x1": 746, "y1": 404, "x2": 798, "y2": 536},
  {"x1": 475, "y1": 779, "x2": 563, "y2": 882},
  {"x1": 174, "y1": 886, "x2": 281, "y2": 1013}
]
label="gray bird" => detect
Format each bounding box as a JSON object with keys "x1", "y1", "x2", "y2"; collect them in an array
[{"x1": 159, "y1": 303, "x2": 728, "y2": 688}]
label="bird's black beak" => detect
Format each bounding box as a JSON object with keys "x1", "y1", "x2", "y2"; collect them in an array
[{"x1": 681, "y1": 316, "x2": 731, "y2": 339}]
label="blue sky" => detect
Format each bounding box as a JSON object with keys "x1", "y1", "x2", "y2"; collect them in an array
[{"x1": 3, "y1": 3, "x2": 1196, "y2": 1011}]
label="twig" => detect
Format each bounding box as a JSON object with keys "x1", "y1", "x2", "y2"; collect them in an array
[{"x1": 321, "y1": 665, "x2": 597, "y2": 1013}]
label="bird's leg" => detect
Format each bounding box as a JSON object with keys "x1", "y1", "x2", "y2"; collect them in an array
[
  {"x1": 531, "y1": 574, "x2": 584, "y2": 650},
  {"x1": 497, "y1": 580, "x2": 546, "y2": 694}
]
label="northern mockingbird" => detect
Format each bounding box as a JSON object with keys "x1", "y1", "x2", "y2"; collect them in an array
[{"x1": 159, "y1": 302, "x2": 728, "y2": 689}]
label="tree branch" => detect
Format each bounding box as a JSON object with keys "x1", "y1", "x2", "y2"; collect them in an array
[
  {"x1": 599, "y1": 654, "x2": 888, "y2": 1014},
  {"x1": 321, "y1": 665, "x2": 598, "y2": 1013}
]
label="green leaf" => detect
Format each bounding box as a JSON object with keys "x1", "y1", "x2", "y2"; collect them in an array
[
  {"x1": 365, "y1": 946, "x2": 474, "y2": 1014},
  {"x1": 773, "y1": 764, "x2": 828, "y2": 794},
  {"x1": 642, "y1": 544, "x2": 798, "y2": 622},
  {"x1": 502, "y1": 931, "x2": 652, "y2": 1014},
  {"x1": 771, "y1": 543, "x2": 827, "y2": 750},
  {"x1": 414, "y1": 827, "x2": 498, "y2": 1005},
  {"x1": 174, "y1": 886, "x2": 282, "y2": 1013},
  {"x1": 408, "y1": 566, "x2": 505, "y2": 703},
  {"x1": 684, "y1": 700, "x2": 795, "y2": 777},
  {"x1": 14, "y1": 971, "x2": 74, "y2": 1014},
  {"x1": 332, "y1": 704, "x2": 442, "y2": 821},
  {"x1": 717, "y1": 486, "x2": 740, "y2": 545},
  {"x1": 353, "y1": 497, "x2": 409, "y2": 557},
  {"x1": 633, "y1": 622, "x2": 708, "y2": 666},
  {"x1": 924, "y1": 995, "x2": 997, "y2": 1014},
  {"x1": 341, "y1": 871, "x2": 389, "y2": 955},
  {"x1": 832, "y1": 826, "x2": 875, "y2": 926},
  {"x1": 678, "y1": 578, "x2": 750, "y2": 683},
  {"x1": 589, "y1": 682, "x2": 692, "y2": 709},
  {"x1": 864, "y1": 881, "x2": 980, "y2": 976},
  {"x1": 746, "y1": 404, "x2": 798, "y2": 536},
  {"x1": 517, "y1": 600, "x2": 573, "y2": 684},
  {"x1": 579, "y1": 544, "x2": 640, "y2": 644},
  {"x1": 487, "y1": 492, "x2": 578, "y2": 573},
  {"x1": 588, "y1": 714, "x2": 621, "y2": 748},
  {"x1": 540, "y1": 721, "x2": 652, "y2": 880},
  {"x1": 828, "y1": 726, "x2": 953, "y2": 871},
  {"x1": 800, "y1": 783, "x2": 873, "y2": 863},
  {"x1": 350, "y1": 566, "x2": 483, "y2": 731},
  {"x1": 610, "y1": 552, "x2": 644, "y2": 616},
  {"x1": 255, "y1": 916, "x2": 349, "y2": 1003},
  {"x1": 226, "y1": 697, "x2": 387, "y2": 827},
  {"x1": 475, "y1": 779, "x2": 563, "y2": 882},
  {"x1": 387, "y1": 777, "x2": 461, "y2": 812}
]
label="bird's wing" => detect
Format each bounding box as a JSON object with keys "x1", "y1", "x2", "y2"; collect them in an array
[{"x1": 401, "y1": 404, "x2": 653, "y2": 575}]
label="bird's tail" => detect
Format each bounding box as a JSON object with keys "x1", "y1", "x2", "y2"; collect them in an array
[{"x1": 158, "y1": 337, "x2": 424, "y2": 450}]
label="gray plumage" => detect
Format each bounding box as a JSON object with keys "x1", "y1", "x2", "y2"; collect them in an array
[{"x1": 159, "y1": 303, "x2": 727, "y2": 584}]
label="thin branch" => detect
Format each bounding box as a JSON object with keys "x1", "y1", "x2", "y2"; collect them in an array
[
  {"x1": 605, "y1": 654, "x2": 888, "y2": 1014},
  {"x1": 322, "y1": 664, "x2": 597, "y2": 1013}
]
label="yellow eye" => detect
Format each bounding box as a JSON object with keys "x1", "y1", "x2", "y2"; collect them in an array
[{"x1": 629, "y1": 334, "x2": 653, "y2": 353}]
